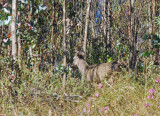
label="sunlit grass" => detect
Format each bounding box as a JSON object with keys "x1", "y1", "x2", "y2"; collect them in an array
[{"x1": 0, "y1": 65, "x2": 160, "y2": 116}]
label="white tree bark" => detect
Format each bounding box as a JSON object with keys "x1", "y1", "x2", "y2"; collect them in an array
[
  {"x1": 103, "y1": 0, "x2": 111, "y2": 54},
  {"x1": 83, "y1": 0, "x2": 91, "y2": 55},
  {"x1": 11, "y1": 0, "x2": 17, "y2": 61},
  {"x1": 62, "y1": 0, "x2": 67, "y2": 89},
  {"x1": 18, "y1": 11, "x2": 21, "y2": 68}
]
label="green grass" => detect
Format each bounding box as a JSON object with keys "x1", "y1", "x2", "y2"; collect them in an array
[{"x1": 0, "y1": 66, "x2": 160, "y2": 116}]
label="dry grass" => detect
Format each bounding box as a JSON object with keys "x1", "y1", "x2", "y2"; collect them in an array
[{"x1": 0, "y1": 66, "x2": 160, "y2": 116}]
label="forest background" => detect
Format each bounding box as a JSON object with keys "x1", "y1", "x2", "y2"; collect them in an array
[{"x1": 0, "y1": 0, "x2": 160, "y2": 115}]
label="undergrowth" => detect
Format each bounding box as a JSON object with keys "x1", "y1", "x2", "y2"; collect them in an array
[{"x1": 0, "y1": 64, "x2": 160, "y2": 116}]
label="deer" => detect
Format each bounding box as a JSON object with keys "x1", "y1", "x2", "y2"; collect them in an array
[{"x1": 71, "y1": 50, "x2": 122, "y2": 84}]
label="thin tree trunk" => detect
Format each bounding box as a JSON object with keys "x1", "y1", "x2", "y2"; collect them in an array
[
  {"x1": 18, "y1": 11, "x2": 21, "y2": 69},
  {"x1": 152, "y1": 0, "x2": 159, "y2": 65},
  {"x1": 129, "y1": 0, "x2": 136, "y2": 70},
  {"x1": 159, "y1": 3, "x2": 160, "y2": 34},
  {"x1": 0, "y1": 23, "x2": 3, "y2": 45},
  {"x1": 68, "y1": 0, "x2": 73, "y2": 64},
  {"x1": 83, "y1": 0, "x2": 91, "y2": 55},
  {"x1": 159, "y1": 3, "x2": 160, "y2": 63},
  {"x1": 51, "y1": 0, "x2": 56, "y2": 71},
  {"x1": 8, "y1": 26, "x2": 11, "y2": 57},
  {"x1": 91, "y1": 1, "x2": 95, "y2": 38},
  {"x1": 132, "y1": 2, "x2": 137, "y2": 70},
  {"x1": 159, "y1": 4, "x2": 160, "y2": 34},
  {"x1": 62, "y1": 0, "x2": 67, "y2": 90},
  {"x1": 80, "y1": 1, "x2": 83, "y2": 45},
  {"x1": 90, "y1": 7, "x2": 95, "y2": 60},
  {"x1": 28, "y1": 3, "x2": 33, "y2": 58},
  {"x1": 91, "y1": 13, "x2": 95, "y2": 38},
  {"x1": 103, "y1": 0, "x2": 107, "y2": 50},
  {"x1": 128, "y1": 0, "x2": 132, "y2": 69},
  {"x1": 159, "y1": 1, "x2": 160, "y2": 35},
  {"x1": 151, "y1": 0, "x2": 155, "y2": 44},
  {"x1": 104, "y1": 0, "x2": 111, "y2": 56},
  {"x1": 11, "y1": 0, "x2": 17, "y2": 63},
  {"x1": 148, "y1": 2, "x2": 152, "y2": 34}
]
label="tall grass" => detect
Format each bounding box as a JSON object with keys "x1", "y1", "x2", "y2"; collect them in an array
[{"x1": 0, "y1": 62, "x2": 160, "y2": 116}]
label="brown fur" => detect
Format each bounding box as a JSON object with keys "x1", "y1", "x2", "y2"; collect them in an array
[{"x1": 72, "y1": 50, "x2": 121, "y2": 83}]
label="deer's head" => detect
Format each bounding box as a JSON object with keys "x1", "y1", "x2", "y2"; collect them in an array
[{"x1": 71, "y1": 50, "x2": 86, "y2": 70}]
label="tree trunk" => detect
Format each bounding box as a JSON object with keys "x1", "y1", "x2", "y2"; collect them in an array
[
  {"x1": 129, "y1": 0, "x2": 137, "y2": 70},
  {"x1": 68, "y1": 1, "x2": 73, "y2": 64},
  {"x1": 8, "y1": 26, "x2": 11, "y2": 57},
  {"x1": 83, "y1": 0, "x2": 91, "y2": 55},
  {"x1": 104, "y1": 0, "x2": 111, "y2": 56},
  {"x1": 62, "y1": 0, "x2": 67, "y2": 90},
  {"x1": 11, "y1": 0, "x2": 17, "y2": 63},
  {"x1": 18, "y1": 11, "x2": 21, "y2": 69},
  {"x1": 128, "y1": 0, "x2": 132, "y2": 69},
  {"x1": 91, "y1": 10, "x2": 95, "y2": 38},
  {"x1": 51, "y1": 0, "x2": 56, "y2": 71},
  {"x1": 152, "y1": 0, "x2": 159, "y2": 65},
  {"x1": 148, "y1": 2, "x2": 152, "y2": 34},
  {"x1": 151, "y1": 0, "x2": 155, "y2": 41},
  {"x1": 103, "y1": 0, "x2": 107, "y2": 51},
  {"x1": 28, "y1": 3, "x2": 33, "y2": 58}
]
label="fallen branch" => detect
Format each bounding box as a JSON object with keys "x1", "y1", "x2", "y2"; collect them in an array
[{"x1": 52, "y1": 93, "x2": 82, "y2": 103}]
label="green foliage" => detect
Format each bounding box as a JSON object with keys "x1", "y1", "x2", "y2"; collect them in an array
[
  {"x1": 0, "y1": 11, "x2": 9, "y2": 20},
  {"x1": 144, "y1": 33, "x2": 151, "y2": 40},
  {"x1": 141, "y1": 50, "x2": 154, "y2": 57},
  {"x1": 155, "y1": 16, "x2": 160, "y2": 25},
  {"x1": 137, "y1": 60, "x2": 144, "y2": 72},
  {"x1": 154, "y1": 34, "x2": 160, "y2": 48},
  {"x1": 143, "y1": 33, "x2": 160, "y2": 48},
  {"x1": 2, "y1": 39, "x2": 11, "y2": 46}
]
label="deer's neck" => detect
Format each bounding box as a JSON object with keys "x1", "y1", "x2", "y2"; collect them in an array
[{"x1": 77, "y1": 59, "x2": 89, "y2": 76}]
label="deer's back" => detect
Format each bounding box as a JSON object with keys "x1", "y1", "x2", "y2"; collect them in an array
[{"x1": 86, "y1": 62, "x2": 120, "y2": 83}]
